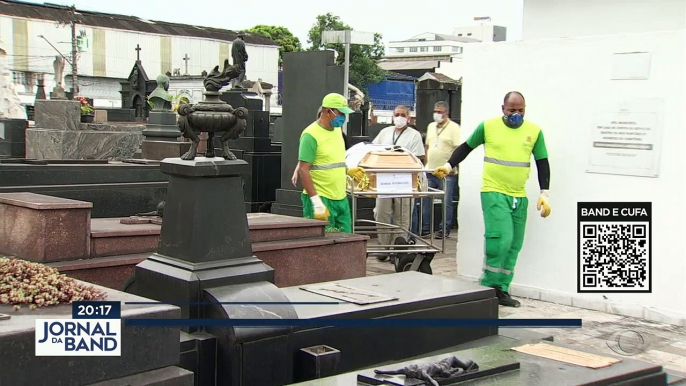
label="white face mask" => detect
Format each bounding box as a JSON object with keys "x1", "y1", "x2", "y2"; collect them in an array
[
  {"x1": 433, "y1": 113, "x2": 444, "y2": 123},
  {"x1": 393, "y1": 116, "x2": 408, "y2": 128}
]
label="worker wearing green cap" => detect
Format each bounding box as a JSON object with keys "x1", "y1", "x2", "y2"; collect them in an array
[{"x1": 297, "y1": 93, "x2": 365, "y2": 232}]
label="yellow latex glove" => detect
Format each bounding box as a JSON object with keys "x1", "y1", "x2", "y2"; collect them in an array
[
  {"x1": 537, "y1": 190, "x2": 551, "y2": 218},
  {"x1": 347, "y1": 167, "x2": 366, "y2": 181},
  {"x1": 432, "y1": 162, "x2": 452, "y2": 179},
  {"x1": 310, "y1": 195, "x2": 330, "y2": 221}
]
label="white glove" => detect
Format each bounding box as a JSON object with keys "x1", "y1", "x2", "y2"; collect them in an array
[{"x1": 310, "y1": 195, "x2": 329, "y2": 220}]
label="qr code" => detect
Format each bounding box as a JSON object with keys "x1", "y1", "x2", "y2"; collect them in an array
[{"x1": 579, "y1": 222, "x2": 650, "y2": 292}]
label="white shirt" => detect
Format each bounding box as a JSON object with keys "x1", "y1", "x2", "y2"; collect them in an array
[{"x1": 372, "y1": 126, "x2": 426, "y2": 158}]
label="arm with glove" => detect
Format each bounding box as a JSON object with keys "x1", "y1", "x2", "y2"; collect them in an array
[
  {"x1": 298, "y1": 161, "x2": 331, "y2": 221},
  {"x1": 536, "y1": 158, "x2": 551, "y2": 218},
  {"x1": 432, "y1": 122, "x2": 484, "y2": 179},
  {"x1": 432, "y1": 142, "x2": 475, "y2": 179},
  {"x1": 298, "y1": 133, "x2": 331, "y2": 221}
]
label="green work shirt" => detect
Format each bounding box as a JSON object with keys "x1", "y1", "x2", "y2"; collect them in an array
[{"x1": 298, "y1": 121, "x2": 347, "y2": 201}]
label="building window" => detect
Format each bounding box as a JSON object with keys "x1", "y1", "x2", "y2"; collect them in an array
[
  {"x1": 420, "y1": 47, "x2": 428, "y2": 52},
  {"x1": 433, "y1": 46, "x2": 442, "y2": 52},
  {"x1": 458, "y1": 34, "x2": 462, "y2": 36},
  {"x1": 11, "y1": 71, "x2": 28, "y2": 86},
  {"x1": 452, "y1": 46, "x2": 463, "y2": 53},
  {"x1": 467, "y1": 33, "x2": 472, "y2": 36},
  {"x1": 396, "y1": 47, "x2": 404, "y2": 53},
  {"x1": 409, "y1": 47, "x2": 418, "y2": 52}
]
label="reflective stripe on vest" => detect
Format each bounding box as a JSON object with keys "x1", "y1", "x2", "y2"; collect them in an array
[
  {"x1": 310, "y1": 162, "x2": 347, "y2": 170},
  {"x1": 483, "y1": 157, "x2": 530, "y2": 168}
]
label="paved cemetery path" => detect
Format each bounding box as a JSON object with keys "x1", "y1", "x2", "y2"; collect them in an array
[{"x1": 366, "y1": 237, "x2": 686, "y2": 374}]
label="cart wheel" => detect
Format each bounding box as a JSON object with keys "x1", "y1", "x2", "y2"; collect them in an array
[
  {"x1": 377, "y1": 255, "x2": 389, "y2": 262},
  {"x1": 389, "y1": 236, "x2": 409, "y2": 264},
  {"x1": 395, "y1": 254, "x2": 433, "y2": 275}
]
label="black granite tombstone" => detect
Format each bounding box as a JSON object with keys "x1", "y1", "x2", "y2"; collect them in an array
[
  {"x1": 214, "y1": 90, "x2": 281, "y2": 213},
  {"x1": 0, "y1": 119, "x2": 27, "y2": 158},
  {"x1": 271, "y1": 50, "x2": 345, "y2": 216},
  {"x1": 0, "y1": 162, "x2": 168, "y2": 218},
  {"x1": 292, "y1": 335, "x2": 670, "y2": 386}
]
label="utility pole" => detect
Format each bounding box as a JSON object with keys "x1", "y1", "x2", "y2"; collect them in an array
[{"x1": 70, "y1": 5, "x2": 79, "y2": 96}]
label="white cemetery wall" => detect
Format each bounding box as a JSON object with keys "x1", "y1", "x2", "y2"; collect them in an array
[
  {"x1": 523, "y1": 0, "x2": 686, "y2": 40},
  {"x1": 457, "y1": 30, "x2": 686, "y2": 324}
]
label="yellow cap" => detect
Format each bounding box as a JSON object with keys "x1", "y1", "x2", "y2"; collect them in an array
[{"x1": 321, "y1": 93, "x2": 354, "y2": 114}]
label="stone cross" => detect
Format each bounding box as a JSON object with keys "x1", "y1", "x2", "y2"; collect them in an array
[
  {"x1": 183, "y1": 54, "x2": 190, "y2": 75},
  {"x1": 135, "y1": 44, "x2": 142, "y2": 61}
]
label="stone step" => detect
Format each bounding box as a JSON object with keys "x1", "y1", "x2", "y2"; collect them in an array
[
  {"x1": 90, "y1": 213, "x2": 326, "y2": 258},
  {"x1": 50, "y1": 231, "x2": 369, "y2": 290}
]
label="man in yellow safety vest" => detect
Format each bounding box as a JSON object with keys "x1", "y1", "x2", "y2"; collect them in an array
[
  {"x1": 297, "y1": 93, "x2": 365, "y2": 232},
  {"x1": 432, "y1": 91, "x2": 551, "y2": 307}
]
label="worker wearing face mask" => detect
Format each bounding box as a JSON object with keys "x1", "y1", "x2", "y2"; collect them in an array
[
  {"x1": 371, "y1": 105, "x2": 425, "y2": 256},
  {"x1": 297, "y1": 93, "x2": 365, "y2": 232},
  {"x1": 416, "y1": 101, "x2": 461, "y2": 240},
  {"x1": 432, "y1": 91, "x2": 551, "y2": 307}
]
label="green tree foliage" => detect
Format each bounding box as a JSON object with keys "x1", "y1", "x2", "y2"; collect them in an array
[
  {"x1": 307, "y1": 13, "x2": 386, "y2": 92},
  {"x1": 246, "y1": 25, "x2": 303, "y2": 67}
]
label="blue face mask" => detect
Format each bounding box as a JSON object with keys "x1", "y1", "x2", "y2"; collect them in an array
[
  {"x1": 506, "y1": 113, "x2": 524, "y2": 128},
  {"x1": 330, "y1": 111, "x2": 346, "y2": 128}
]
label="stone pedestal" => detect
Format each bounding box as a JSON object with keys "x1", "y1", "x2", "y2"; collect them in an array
[
  {"x1": 141, "y1": 111, "x2": 190, "y2": 160},
  {"x1": 49, "y1": 86, "x2": 67, "y2": 100},
  {"x1": 142, "y1": 111, "x2": 180, "y2": 140},
  {"x1": 34, "y1": 99, "x2": 81, "y2": 131},
  {"x1": 26, "y1": 100, "x2": 144, "y2": 160},
  {"x1": 126, "y1": 157, "x2": 275, "y2": 331}
]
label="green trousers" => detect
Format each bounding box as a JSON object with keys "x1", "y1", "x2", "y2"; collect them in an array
[
  {"x1": 301, "y1": 193, "x2": 352, "y2": 233},
  {"x1": 479, "y1": 192, "x2": 528, "y2": 293}
]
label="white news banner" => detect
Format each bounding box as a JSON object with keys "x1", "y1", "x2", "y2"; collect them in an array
[{"x1": 35, "y1": 318, "x2": 121, "y2": 356}]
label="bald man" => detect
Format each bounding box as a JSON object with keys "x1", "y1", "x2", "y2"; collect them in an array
[{"x1": 432, "y1": 91, "x2": 551, "y2": 307}]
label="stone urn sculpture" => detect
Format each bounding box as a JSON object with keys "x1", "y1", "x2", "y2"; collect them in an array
[{"x1": 176, "y1": 59, "x2": 248, "y2": 160}]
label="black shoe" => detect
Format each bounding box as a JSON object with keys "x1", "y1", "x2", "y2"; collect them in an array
[
  {"x1": 435, "y1": 230, "x2": 450, "y2": 239},
  {"x1": 493, "y1": 287, "x2": 520, "y2": 307}
]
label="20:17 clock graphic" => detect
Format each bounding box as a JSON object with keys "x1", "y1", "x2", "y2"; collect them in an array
[{"x1": 73, "y1": 301, "x2": 121, "y2": 319}]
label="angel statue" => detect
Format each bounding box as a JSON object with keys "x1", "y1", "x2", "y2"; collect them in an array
[{"x1": 53, "y1": 55, "x2": 65, "y2": 88}]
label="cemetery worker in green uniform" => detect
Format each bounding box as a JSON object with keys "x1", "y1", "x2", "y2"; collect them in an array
[
  {"x1": 297, "y1": 93, "x2": 365, "y2": 233},
  {"x1": 432, "y1": 91, "x2": 551, "y2": 307}
]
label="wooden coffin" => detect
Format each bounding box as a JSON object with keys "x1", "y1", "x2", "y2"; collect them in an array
[{"x1": 350, "y1": 150, "x2": 423, "y2": 197}]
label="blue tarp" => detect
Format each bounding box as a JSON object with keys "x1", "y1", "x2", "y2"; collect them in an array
[{"x1": 367, "y1": 80, "x2": 415, "y2": 111}]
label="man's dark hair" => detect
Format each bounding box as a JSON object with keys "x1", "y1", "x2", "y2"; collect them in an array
[{"x1": 504, "y1": 91, "x2": 525, "y2": 105}]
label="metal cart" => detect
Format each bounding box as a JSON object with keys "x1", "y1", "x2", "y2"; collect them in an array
[{"x1": 348, "y1": 168, "x2": 448, "y2": 275}]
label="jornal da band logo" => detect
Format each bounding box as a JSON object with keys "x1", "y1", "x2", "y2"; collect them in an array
[{"x1": 35, "y1": 319, "x2": 121, "y2": 356}]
